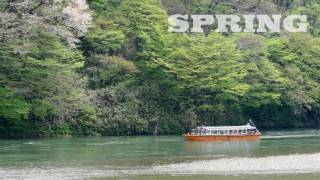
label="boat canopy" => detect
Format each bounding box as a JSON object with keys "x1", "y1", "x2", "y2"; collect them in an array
[
  {"x1": 195, "y1": 124, "x2": 257, "y2": 131},
  {"x1": 189, "y1": 123, "x2": 260, "y2": 136}
]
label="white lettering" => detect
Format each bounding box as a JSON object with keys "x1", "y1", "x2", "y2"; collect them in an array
[
  {"x1": 168, "y1": 14, "x2": 189, "y2": 33},
  {"x1": 283, "y1": 15, "x2": 308, "y2": 32},
  {"x1": 257, "y1": 15, "x2": 282, "y2": 33},
  {"x1": 167, "y1": 14, "x2": 308, "y2": 33},
  {"x1": 243, "y1": 15, "x2": 256, "y2": 32},
  {"x1": 191, "y1": 15, "x2": 215, "y2": 33},
  {"x1": 216, "y1": 15, "x2": 241, "y2": 33}
]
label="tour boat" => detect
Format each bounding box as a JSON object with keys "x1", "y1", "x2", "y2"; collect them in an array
[{"x1": 183, "y1": 121, "x2": 261, "y2": 141}]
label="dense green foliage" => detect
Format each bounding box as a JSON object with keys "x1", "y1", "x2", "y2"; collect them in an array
[{"x1": 1, "y1": 0, "x2": 320, "y2": 138}]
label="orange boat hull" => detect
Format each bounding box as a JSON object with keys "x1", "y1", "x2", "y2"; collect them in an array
[{"x1": 183, "y1": 134, "x2": 261, "y2": 141}]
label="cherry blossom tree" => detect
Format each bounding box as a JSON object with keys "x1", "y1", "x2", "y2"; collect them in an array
[{"x1": 0, "y1": 0, "x2": 92, "y2": 48}]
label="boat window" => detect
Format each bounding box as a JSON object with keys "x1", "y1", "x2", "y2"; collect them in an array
[
  {"x1": 214, "y1": 130, "x2": 217, "y2": 134},
  {"x1": 220, "y1": 130, "x2": 224, "y2": 135},
  {"x1": 243, "y1": 130, "x2": 247, "y2": 134},
  {"x1": 224, "y1": 130, "x2": 228, "y2": 134},
  {"x1": 229, "y1": 130, "x2": 233, "y2": 134},
  {"x1": 234, "y1": 130, "x2": 238, "y2": 134},
  {"x1": 238, "y1": 130, "x2": 242, "y2": 134}
]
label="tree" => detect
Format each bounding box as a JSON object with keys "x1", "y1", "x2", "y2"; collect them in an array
[{"x1": 0, "y1": 0, "x2": 92, "y2": 48}]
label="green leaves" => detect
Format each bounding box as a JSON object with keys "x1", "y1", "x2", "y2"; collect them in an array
[
  {"x1": 0, "y1": 87, "x2": 31, "y2": 137},
  {"x1": 268, "y1": 34, "x2": 320, "y2": 111},
  {"x1": 0, "y1": 31, "x2": 100, "y2": 137},
  {"x1": 85, "y1": 55, "x2": 138, "y2": 89},
  {"x1": 156, "y1": 34, "x2": 249, "y2": 101},
  {"x1": 0, "y1": 88, "x2": 30, "y2": 121},
  {"x1": 84, "y1": 28, "x2": 126, "y2": 55}
]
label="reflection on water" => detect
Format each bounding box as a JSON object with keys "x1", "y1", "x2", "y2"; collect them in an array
[{"x1": 185, "y1": 140, "x2": 260, "y2": 156}]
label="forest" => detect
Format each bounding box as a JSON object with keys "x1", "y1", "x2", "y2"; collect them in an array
[{"x1": 1, "y1": 0, "x2": 320, "y2": 138}]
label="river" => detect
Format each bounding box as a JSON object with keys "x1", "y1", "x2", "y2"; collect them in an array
[{"x1": 1, "y1": 129, "x2": 320, "y2": 179}]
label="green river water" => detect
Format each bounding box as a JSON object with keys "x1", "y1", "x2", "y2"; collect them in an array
[{"x1": 1, "y1": 130, "x2": 320, "y2": 179}]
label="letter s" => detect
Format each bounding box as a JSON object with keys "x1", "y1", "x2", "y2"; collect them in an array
[{"x1": 168, "y1": 14, "x2": 189, "y2": 33}]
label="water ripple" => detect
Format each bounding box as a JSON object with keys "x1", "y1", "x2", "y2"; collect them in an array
[{"x1": 2, "y1": 153, "x2": 320, "y2": 179}]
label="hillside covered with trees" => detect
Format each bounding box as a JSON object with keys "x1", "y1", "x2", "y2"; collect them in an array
[{"x1": 1, "y1": 0, "x2": 320, "y2": 138}]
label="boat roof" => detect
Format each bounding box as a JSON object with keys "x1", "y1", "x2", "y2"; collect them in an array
[{"x1": 194, "y1": 124, "x2": 257, "y2": 130}]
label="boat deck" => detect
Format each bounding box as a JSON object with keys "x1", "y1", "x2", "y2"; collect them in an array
[{"x1": 183, "y1": 134, "x2": 261, "y2": 141}]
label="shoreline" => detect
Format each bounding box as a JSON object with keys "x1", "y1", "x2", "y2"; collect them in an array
[{"x1": 1, "y1": 127, "x2": 319, "y2": 140}]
